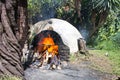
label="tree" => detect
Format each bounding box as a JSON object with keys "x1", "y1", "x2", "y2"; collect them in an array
[
  {"x1": 75, "y1": 0, "x2": 82, "y2": 18},
  {"x1": 57, "y1": 0, "x2": 120, "y2": 39},
  {"x1": 0, "y1": 0, "x2": 28, "y2": 78},
  {"x1": 81, "y1": 0, "x2": 120, "y2": 38}
]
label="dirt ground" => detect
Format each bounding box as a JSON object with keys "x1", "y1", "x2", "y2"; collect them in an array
[{"x1": 24, "y1": 52, "x2": 119, "y2": 80}]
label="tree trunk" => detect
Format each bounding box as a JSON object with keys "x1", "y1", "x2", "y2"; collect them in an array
[
  {"x1": 0, "y1": 0, "x2": 28, "y2": 78},
  {"x1": 75, "y1": 0, "x2": 82, "y2": 18},
  {"x1": 77, "y1": 38, "x2": 89, "y2": 55},
  {"x1": 89, "y1": 10, "x2": 108, "y2": 38}
]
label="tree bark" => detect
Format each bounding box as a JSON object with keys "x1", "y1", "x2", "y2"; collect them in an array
[{"x1": 0, "y1": 0, "x2": 28, "y2": 78}]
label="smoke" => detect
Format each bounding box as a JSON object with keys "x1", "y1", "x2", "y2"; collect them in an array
[
  {"x1": 78, "y1": 27, "x2": 89, "y2": 41},
  {"x1": 31, "y1": 0, "x2": 90, "y2": 41},
  {"x1": 32, "y1": 0, "x2": 64, "y2": 24}
]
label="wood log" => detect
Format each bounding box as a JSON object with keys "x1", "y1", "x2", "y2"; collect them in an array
[{"x1": 77, "y1": 38, "x2": 89, "y2": 55}]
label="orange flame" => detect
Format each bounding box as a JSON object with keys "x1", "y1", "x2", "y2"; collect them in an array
[
  {"x1": 37, "y1": 35, "x2": 58, "y2": 56},
  {"x1": 38, "y1": 35, "x2": 55, "y2": 46}
]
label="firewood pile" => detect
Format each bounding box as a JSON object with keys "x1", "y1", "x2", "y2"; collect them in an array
[{"x1": 32, "y1": 35, "x2": 61, "y2": 69}]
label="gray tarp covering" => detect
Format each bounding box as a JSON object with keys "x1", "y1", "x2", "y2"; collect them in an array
[{"x1": 30, "y1": 18, "x2": 83, "y2": 53}]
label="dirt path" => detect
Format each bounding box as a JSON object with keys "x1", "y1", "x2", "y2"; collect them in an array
[{"x1": 24, "y1": 60, "x2": 116, "y2": 80}]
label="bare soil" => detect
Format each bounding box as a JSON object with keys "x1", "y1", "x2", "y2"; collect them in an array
[{"x1": 24, "y1": 52, "x2": 118, "y2": 80}]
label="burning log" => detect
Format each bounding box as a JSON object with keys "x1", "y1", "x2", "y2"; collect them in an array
[
  {"x1": 32, "y1": 34, "x2": 61, "y2": 69},
  {"x1": 77, "y1": 38, "x2": 89, "y2": 55},
  {"x1": 31, "y1": 30, "x2": 70, "y2": 61}
]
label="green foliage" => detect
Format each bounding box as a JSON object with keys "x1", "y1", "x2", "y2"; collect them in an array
[
  {"x1": 93, "y1": 9, "x2": 120, "y2": 50},
  {"x1": 28, "y1": 0, "x2": 41, "y2": 18},
  {"x1": 28, "y1": 0, "x2": 63, "y2": 22},
  {"x1": 92, "y1": 0, "x2": 120, "y2": 12},
  {"x1": 0, "y1": 75, "x2": 22, "y2": 80},
  {"x1": 81, "y1": 0, "x2": 120, "y2": 30},
  {"x1": 95, "y1": 30, "x2": 120, "y2": 51},
  {"x1": 55, "y1": 0, "x2": 77, "y2": 25},
  {"x1": 111, "y1": 32, "x2": 120, "y2": 48},
  {"x1": 91, "y1": 8, "x2": 120, "y2": 75},
  {"x1": 95, "y1": 40, "x2": 113, "y2": 50},
  {"x1": 108, "y1": 50, "x2": 120, "y2": 75}
]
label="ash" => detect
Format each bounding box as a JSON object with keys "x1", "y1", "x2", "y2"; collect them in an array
[
  {"x1": 24, "y1": 61, "x2": 116, "y2": 80},
  {"x1": 29, "y1": 59, "x2": 63, "y2": 70}
]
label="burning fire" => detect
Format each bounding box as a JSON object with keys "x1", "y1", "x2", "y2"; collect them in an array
[
  {"x1": 34, "y1": 35, "x2": 60, "y2": 69},
  {"x1": 37, "y1": 35, "x2": 58, "y2": 55}
]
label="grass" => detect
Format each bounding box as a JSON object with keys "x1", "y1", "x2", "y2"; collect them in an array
[
  {"x1": 108, "y1": 50, "x2": 120, "y2": 75},
  {"x1": 89, "y1": 50, "x2": 120, "y2": 76},
  {"x1": 0, "y1": 75, "x2": 22, "y2": 80},
  {"x1": 69, "y1": 50, "x2": 120, "y2": 76},
  {"x1": 69, "y1": 53, "x2": 87, "y2": 63}
]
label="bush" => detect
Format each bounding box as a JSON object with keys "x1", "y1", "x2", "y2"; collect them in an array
[
  {"x1": 111, "y1": 32, "x2": 120, "y2": 49},
  {"x1": 95, "y1": 40, "x2": 116, "y2": 50},
  {"x1": 95, "y1": 32, "x2": 120, "y2": 51}
]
